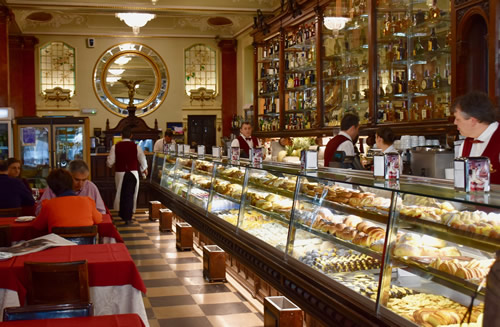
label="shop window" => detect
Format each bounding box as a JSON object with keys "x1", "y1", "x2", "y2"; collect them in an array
[
  {"x1": 39, "y1": 41, "x2": 76, "y2": 96},
  {"x1": 184, "y1": 44, "x2": 217, "y2": 95}
]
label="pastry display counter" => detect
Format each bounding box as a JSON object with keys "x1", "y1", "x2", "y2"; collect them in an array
[{"x1": 149, "y1": 153, "x2": 499, "y2": 327}]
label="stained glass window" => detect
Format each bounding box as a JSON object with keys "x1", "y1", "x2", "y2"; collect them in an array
[
  {"x1": 39, "y1": 42, "x2": 76, "y2": 96},
  {"x1": 184, "y1": 44, "x2": 217, "y2": 95}
]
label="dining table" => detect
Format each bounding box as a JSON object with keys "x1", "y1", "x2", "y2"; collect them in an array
[
  {"x1": 0, "y1": 214, "x2": 123, "y2": 244},
  {"x1": 0, "y1": 243, "x2": 148, "y2": 326},
  {"x1": 0, "y1": 313, "x2": 145, "y2": 326}
]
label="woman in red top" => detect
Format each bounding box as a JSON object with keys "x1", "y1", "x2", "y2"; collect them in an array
[{"x1": 33, "y1": 169, "x2": 102, "y2": 232}]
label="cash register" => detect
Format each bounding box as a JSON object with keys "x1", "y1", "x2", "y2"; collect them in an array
[{"x1": 329, "y1": 151, "x2": 365, "y2": 170}]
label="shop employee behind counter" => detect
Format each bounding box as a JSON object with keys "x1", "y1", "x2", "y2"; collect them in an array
[
  {"x1": 453, "y1": 91, "x2": 500, "y2": 184},
  {"x1": 231, "y1": 122, "x2": 262, "y2": 159}
]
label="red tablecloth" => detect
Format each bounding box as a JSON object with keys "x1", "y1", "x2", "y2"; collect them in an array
[
  {"x1": 0, "y1": 214, "x2": 123, "y2": 243},
  {"x1": 0, "y1": 313, "x2": 145, "y2": 326},
  {"x1": 0, "y1": 243, "x2": 146, "y2": 305}
]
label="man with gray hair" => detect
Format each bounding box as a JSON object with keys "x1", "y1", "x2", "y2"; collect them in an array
[{"x1": 35, "y1": 159, "x2": 106, "y2": 215}]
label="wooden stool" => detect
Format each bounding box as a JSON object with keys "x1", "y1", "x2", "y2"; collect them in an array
[
  {"x1": 148, "y1": 201, "x2": 163, "y2": 221},
  {"x1": 202, "y1": 245, "x2": 226, "y2": 282},
  {"x1": 175, "y1": 222, "x2": 193, "y2": 251},
  {"x1": 159, "y1": 208, "x2": 173, "y2": 232},
  {"x1": 264, "y1": 296, "x2": 303, "y2": 327}
]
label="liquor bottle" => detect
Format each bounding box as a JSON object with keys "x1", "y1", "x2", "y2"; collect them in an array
[
  {"x1": 401, "y1": 71, "x2": 408, "y2": 93},
  {"x1": 445, "y1": 31, "x2": 452, "y2": 48},
  {"x1": 408, "y1": 71, "x2": 418, "y2": 92},
  {"x1": 300, "y1": 73, "x2": 306, "y2": 86},
  {"x1": 260, "y1": 65, "x2": 266, "y2": 78},
  {"x1": 434, "y1": 97, "x2": 444, "y2": 119},
  {"x1": 377, "y1": 105, "x2": 385, "y2": 122},
  {"x1": 383, "y1": 13, "x2": 391, "y2": 37},
  {"x1": 421, "y1": 70, "x2": 431, "y2": 90},
  {"x1": 274, "y1": 41, "x2": 279, "y2": 54},
  {"x1": 386, "y1": 43, "x2": 395, "y2": 63},
  {"x1": 387, "y1": 103, "x2": 396, "y2": 122},
  {"x1": 395, "y1": 72, "x2": 403, "y2": 94},
  {"x1": 421, "y1": 99, "x2": 430, "y2": 120},
  {"x1": 310, "y1": 70, "x2": 316, "y2": 84},
  {"x1": 428, "y1": 28, "x2": 440, "y2": 52},
  {"x1": 294, "y1": 73, "x2": 300, "y2": 88},
  {"x1": 309, "y1": 43, "x2": 316, "y2": 64},
  {"x1": 433, "y1": 66, "x2": 441, "y2": 89},
  {"x1": 413, "y1": 38, "x2": 425, "y2": 56},
  {"x1": 287, "y1": 75, "x2": 294, "y2": 89},
  {"x1": 410, "y1": 102, "x2": 420, "y2": 121},
  {"x1": 397, "y1": 39, "x2": 406, "y2": 60},
  {"x1": 445, "y1": 68, "x2": 451, "y2": 86},
  {"x1": 429, "y1": 0, "x2": 441, "y2": 20},
  {"x1": 400, "y1": 101, "x2": 408, "y2": 121},
  {"x1": 305, "y1": 72, "x2": 311, "y2": 87},
  {"x1": 360, "y1": 28, "x2": 367, "y2": 46},
  {"x1": 334, "y1": 38, "x2": 342, "y2": 55},
  {"x1": 263, "y1": 46, "x2": 267, "y2": 58},
  {"x1": 268, "y1": 44, "x2": 273, "y2": 56},
  {"x1": 284, "y1": 36, "x2": 289, "y2": 49}
]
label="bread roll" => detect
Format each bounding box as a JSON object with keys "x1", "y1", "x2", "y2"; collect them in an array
[
  {"x1": 352, "y1": 232, "x2": 366, "y2": 245},
  {"x1": 370, "y1": 239, "x2": 385, "y2": 252},
  {"x1": 421, "y1": 235, "x2": 446, "y2": 249},
  {"x1": 420, "y1": 246, "x2": 439, "y2": 257},
  {"x1": 356, "y1": 221, "x2": 376, "y2": 233},
  {"x1": 316, "y1": 208, "x2": 334, "y2": 222},
  {"x1": 398, "y1": 233, "x2": 421, "y2": 245},
  {"x1": 394, "y1": 243, "x2": 422, "y2": 257},
  {"x1": 439, "y1": 247, "x2": 461, "y2": 257},
  {"x1": 348, "y1": 197, "x2": 361, "y2": 207},
  {"x1": 343, "y1": 215, "x2": 362, "y2": 227}
]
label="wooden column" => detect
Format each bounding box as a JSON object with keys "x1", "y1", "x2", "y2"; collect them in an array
[
  {"x1": 218, "y1": 39, "x2": 237, "y2": 137},
  {"x1": 0, "y1": 7, "x2": 11, "y2": 107},
  {"x1": 9, "y1": 36, "x2": 38, "y2": 117}
]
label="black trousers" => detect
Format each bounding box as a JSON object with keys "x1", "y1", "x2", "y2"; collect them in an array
[{"x1": 119, "y1": 171, "x2": 137, "y2": 221}]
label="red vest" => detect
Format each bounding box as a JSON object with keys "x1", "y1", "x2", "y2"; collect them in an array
[
  {"x1": 324, "y1": 134, "x2": 350, "y2": 167},
  {"x1": 115, "y1": 141, "x2": 139, "y2": 172},
  {"x1": 237, "y1": 135, "x2": 258, "y2": 158},
  {"x1": 462, "y1": 124, "x2": 500, "y2": 184}
]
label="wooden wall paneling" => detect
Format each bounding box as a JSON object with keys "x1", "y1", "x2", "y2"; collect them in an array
[
  {"x1": 315, "y1": 6, "x2": 324, "y2": 128},
  {"x1": 0, "y1": 7, "x2": 11, "y2": 107},
  {"x1": 279, "y1": 28, "x2": 285, "y2": 130},
  {"x1": 489, "y1": 0, "x2": 499, "y2": 105},
  {"x1": 253, "y1": 43, "x2": 259, "y2": 130},
  {"x1": 218, "y1": 39, "x2": 238, "y2": 137}
]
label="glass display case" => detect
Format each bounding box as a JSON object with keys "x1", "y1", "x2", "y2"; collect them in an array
[
  {"x1": 257, "y1": 34, "x2": 281, "y2": 132},
  {"x1": 322, "y1": 1, "x2": 370, "y2": 126},
  {"x1": 151, "y1": 153, "x2": 499, "y2": 326},
  {"x1": 376, "y1": 0, "x2": 452, "y2": 123}
]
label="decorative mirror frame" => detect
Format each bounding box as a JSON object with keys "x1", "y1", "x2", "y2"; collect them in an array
[{"x1": 93, "y1": 42, "x2": 169, "y2": 117}]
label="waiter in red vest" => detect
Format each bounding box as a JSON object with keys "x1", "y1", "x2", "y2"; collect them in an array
[
  {"x1": 107, "y1": 127, "x2": 148, "y2": 224},
  {"x1": 324, "y1": 114, "x2": 360, "y2": 167},
  {"x1": 453, "y1": 91, "x2": 500, "y2": 184},
  {"x1": 231, "y1": 122, "x2": 261, "y2": 158}
]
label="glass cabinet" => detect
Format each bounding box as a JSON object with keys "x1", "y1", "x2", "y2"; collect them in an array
[
  {"x1": 257, "y1": 35, "x2": 281, "y2": 132},
  {"x1": 151, "y1": 153, "x2": 498, "y2": 326},
  {"x1": 376, "y1": 0, "x2": 452, "y2": 123},
  {"x1": 322, "y1": 1, "x2": 370, "y2": 126}
]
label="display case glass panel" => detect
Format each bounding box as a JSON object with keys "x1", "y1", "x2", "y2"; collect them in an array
[
  {"x1": 376, "y1": 0, "x2": 452, "y2": 123},
  {"x1": 53, "y1": 125, "x2": 84, "y2": 169},
  {"x1": 322, "y1": 1, "x2": 370, "y2": 127},
  {"x1": 151, "y1": 153, "x2": 165, "y2": 186},
  {"x1": 208, "y1": 162, "x2": 246, "y2": 226},
  {"x1": 238, "y1": 167, "x2": 297, "y2": 251},
  {"x1": 19, "y1": 126, "x2": 51, "y2": 180},
  {"x1": 187, "y1": 159, "x2": 214, "y2": 210},
  {"x1": 171, "y1": 157, "x2": 192, "y2": 199}
]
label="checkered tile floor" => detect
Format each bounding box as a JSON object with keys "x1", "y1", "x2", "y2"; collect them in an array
[{"x1": 112, "y1": 210, "x2": 264, "y2": 327}]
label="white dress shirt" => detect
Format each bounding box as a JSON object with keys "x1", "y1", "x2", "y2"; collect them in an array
[
  {"x1": 459, "y1": 121, "x2": 499, "y2": 156},
  {"x1": 383, "y1": 144, "x2": 397, "y2": 154},
  {"x1": 336, "y1": 131, "x2": 355, "y2": 156}
]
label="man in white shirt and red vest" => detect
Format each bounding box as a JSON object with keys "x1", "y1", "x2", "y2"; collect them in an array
[
  {"x1": 107, "y1": 127, "x2": 148, "y2": 224},
  {"x1": 324, "y1": 113, "x2": 360, "y2": 167},
  {"x1": 231, "y1": 122, "x2": 261, "y2": 158},
  {"x1": 453, "y1": 91, "x2": 500, "y2": 184}
]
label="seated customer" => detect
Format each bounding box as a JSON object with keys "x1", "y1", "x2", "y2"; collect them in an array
[
  {"x1": 36, "y1": 160, "x2": 106, "y2": 215},
  {"x1": 0, "y1": 159, "x2": 35, "y2": 209},
  {"x1": 33, "y1": 169, "x2": 102, "y2": 232},
  {"x1": 6, "y1": 158, "x2": 31, "y2": 191}
]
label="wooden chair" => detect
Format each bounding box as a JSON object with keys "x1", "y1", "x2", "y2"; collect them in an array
[
  {"x1": 3, "y1": 303, "x2": 93, "y2": 321},
  {"x1": 0, "y1": 225, "x2": 11, "y2": 247},
  {"x1": 0, "y1": 207, "x2": 22, "y2": 217},
  {"x1": 25, "y1": 260, "x2": 90, "y2": 305},
  {"x1": 51, "y1": 225, "x2": 98, "y2": 245}
]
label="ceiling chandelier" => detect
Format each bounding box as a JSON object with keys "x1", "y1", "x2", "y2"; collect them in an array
[
  {"x1": 115, "y1": 13, "x2": 156, "y2": 35},
  {"x1": 323, "y1": 16, "x2": 350, "y2": 31}
]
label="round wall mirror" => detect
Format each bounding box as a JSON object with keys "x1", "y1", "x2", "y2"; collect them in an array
[{"x1": 93, "y1": 43, "x2": 169, "y2": 117}]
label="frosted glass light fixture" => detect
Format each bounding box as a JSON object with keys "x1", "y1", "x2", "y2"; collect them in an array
[
  {"x1": 115, "y1": 13, "x2": 156, "y2": 35},
  {"x1": 323, "y1": 17, "x2": 350, "y2": 31}
]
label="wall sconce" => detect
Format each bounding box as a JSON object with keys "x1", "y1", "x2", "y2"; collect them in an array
[{"x1": 115, "y1": 13, "x2": 156, "y2": 35}]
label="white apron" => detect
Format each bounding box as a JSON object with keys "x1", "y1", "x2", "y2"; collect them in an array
[{"x1": 113, "y1": 171, "x2": 140, "y2": 213}]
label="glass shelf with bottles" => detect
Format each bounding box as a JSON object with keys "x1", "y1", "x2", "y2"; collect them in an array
[
  {"x1": 322, "y1": 0, "x2": 369, "y2": 128},
  {"x1": 376, "y1": 0, "x2": 451, "y2": 124}
]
